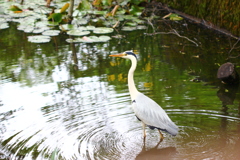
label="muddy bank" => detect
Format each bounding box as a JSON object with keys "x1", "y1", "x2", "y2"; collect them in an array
[{"x1": 142, "y1": 1, "x2": 239, "y2": 39}]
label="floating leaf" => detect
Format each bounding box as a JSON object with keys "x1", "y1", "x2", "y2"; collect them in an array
[
  {"x1": 0, "y1": 23, "x2": 9, "y2": 29},
  {"x1": 134, "y1": 19, "x2": 145, "y2": 24},
  {"x1": 67, "y1": 30, "x2": 90, "y2": 36},
  {"x1": 130, "y1": 0, "x2": 145, "y2": 5},
  {"x1": 8, "y1": 11, "x2": 34, "y2": 18},
  {"x1": 129, "y1": 5, "x2": 142, "y2": 16},
  {"x1": 28, "y1": 35, "x2": 51, "y2": 43},
  {"x1": 42, "y1": 30, "x2": 60, "y2": 36},
  {"x1": 24, "y1": 26, "x2": 34, "y2": 33},
  {"x1": 66, "y1": 35, "x2": 111, "y2": 43},
  {"x1": 112, "y1": 34, "x2": 125, "y2": 39},
  {"x1": 122, "y1": 15, "x2": 136, "y2": 20},
  {"x1": 34, "y1": 7, "x2": 52, "y2": 14},
  {"x1": 47, "y1": 21, "x2": 59, "y2": 26},
  {"x1": 102, "y1": 0, "x2": 112, "y2": 6},
  {"x1": 93, "y1": 27, "x2": 114, "y2": 34},
  {"x1": 136, "y1": 25, "x2": 147, "y2": 30},
  {"x1": 86, "y1": 26, "x2": 96, "y2": 30},
  {"x1": 72, "y1": 18, "x2": 88, "y2": 25},
  {"x1": 77, "y1": 0, "x2": 92, "y2": 10},
  {"x1": 33, "y1": 28, "x2": 48, "y2": 34},
  {"x1": 60, "y1": 24, "x2": 77, "y2": 31},
  {"x1": 121, "y1": 26, "x2": 136, "y2": 31},
  {"x1": 125, "y1": 22, "x2": 137, "y2": 26},
  {"x1": 92, "y1": 10, "x2": 107, "y2": 15}
]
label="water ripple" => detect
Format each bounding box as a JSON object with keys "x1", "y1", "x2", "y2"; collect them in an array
[{"x1": 1, "y1": 83, "x2": 240, "y2": 160}]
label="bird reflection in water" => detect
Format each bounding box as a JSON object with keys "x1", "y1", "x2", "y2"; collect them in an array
[{"x1": 136, "y1": 140, "x2": 177, "y2": 160}]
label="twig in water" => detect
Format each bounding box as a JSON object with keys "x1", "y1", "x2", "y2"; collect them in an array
[
  {"x1": 228, "y1": 38, "x2": 240, "y2": 55},
  {"x1": 145, "y1": 29, "x2": 199, "y2": 46},
  {"x1": 171, "y1": 29, "x2": 199, "y2": 46}
]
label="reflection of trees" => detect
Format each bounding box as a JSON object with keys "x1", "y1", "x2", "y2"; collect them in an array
[{"x1": 0, "y1": 23, "x2": 115, "y2": 87}]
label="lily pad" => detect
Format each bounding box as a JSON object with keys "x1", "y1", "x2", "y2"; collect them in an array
[
  {"x1": 0, "y1": 23, "x2": 9, "y2": 29},
  {"x1": 93, "y1": 27, "x2": 114, "y2": 34},
  {"x1": 71, "y1": 17, "x2": 88, "y2": 25},
  {"x1": 7, "y1": 10, "x2": 34, "y2": 18},
  {"x1": 72, "y1": 10, "x2": 80, "y2": 17},
  {"x1": 136, "y1": 25, "x2": 147, "y2": 30},
  {"x1": 60, "y1": 24, "x2": 77, "y2": 31},
  {"x1": 47, "y1": 21, "x2": 59, "y2": 26},
  {"x1": 93, "y1": 10, "x2": 107, "y2": 15},
  {"x1": 121, "y1": 26, "x2": 136, "y2": 31},
  {"x1": 86, "y1": 26, "x2": 96, "y2": 30},
  {"x1": 122, "y1": 15, "x2": 136, "y2": 20},
  {"x1": 33, "y1": 28, "x2": 48, "y2": 34},
  {"x1": 23, "y1": 26, "x2": 34, "y2": 33},
  {"x1": 125, "y1": 22, "x2": 137, "y2": 27},
  {"x1": 34, "y1": 7, "x2": 52, "y2": 14},
  {"x1": 28, "y1": 35, "x2": 51, "y2": 43},
  {"x1": 67, "y1": 30, "x2": 90, "y2": 36},
  {"x1": 66, "y1": 36, "x2": 111, "y2": 43},
  {"x1": 42, "y1": 30, "x2": 61, "y2": 36}
]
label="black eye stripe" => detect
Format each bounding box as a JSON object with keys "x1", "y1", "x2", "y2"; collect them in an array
[{"x1": 125, "y1": 51, "x2": 137, "y2": 58}]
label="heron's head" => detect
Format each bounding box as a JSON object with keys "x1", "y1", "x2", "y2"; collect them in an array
[{"x1": 109, "y1": 51, "x2": 137, "y2": 60}]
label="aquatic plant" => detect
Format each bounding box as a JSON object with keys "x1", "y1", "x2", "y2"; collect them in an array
[{"x1": 0, "y1": 0, "x2": 149, "y2": 43}]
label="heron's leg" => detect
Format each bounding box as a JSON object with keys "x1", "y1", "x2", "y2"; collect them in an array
[
  {"x1": 158, "y1": 130, "x2": 164, "y2": 142},
  {"x1": 142, "y1": 122, "x2": 146, "y2": 138}
]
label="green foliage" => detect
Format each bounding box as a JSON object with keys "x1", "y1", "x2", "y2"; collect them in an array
[
  {"x1": 77, "y1": 0, "x2": 92, "y2": 10},
  {"x1": 169, "y1": 13, "x2": 183, "y2": 21},
  {"x1": 130, "y1": 0, "x2": 145, "y2": 5},
  {"x1": 101, "y1": 0, "x2": 112, "y2": 6},
  {"x1": 9, "y1": 5, "x2": 22, "y2": 12},
  {"x1": 48, "y1": 13, "x2": 62, "y2": 23}
]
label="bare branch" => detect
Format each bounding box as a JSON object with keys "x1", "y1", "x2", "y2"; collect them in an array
[
  {"x1": 228, "y1": 38, "x2": 240, "y2": 54},
  {"x1": 145, "y1": 29, "x2": 199, "y2": 46}
]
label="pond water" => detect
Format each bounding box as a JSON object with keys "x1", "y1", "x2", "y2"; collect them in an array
[{"x1": 1, "y1": 14, "x2": 240, "y2": 160}]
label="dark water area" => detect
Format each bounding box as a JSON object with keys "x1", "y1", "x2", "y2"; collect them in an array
[{"x1": 1, "y1": 13, "x2": 240, "y2": 160}]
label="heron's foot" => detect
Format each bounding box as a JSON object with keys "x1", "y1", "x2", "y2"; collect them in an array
[{"x1": 158, "y1": 130, "x2": 164, "y2": 142}]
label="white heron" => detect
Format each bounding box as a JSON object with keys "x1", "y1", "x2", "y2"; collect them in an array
[{"x1": 109, "y1": 51, "x2": 178, "y2": 141}]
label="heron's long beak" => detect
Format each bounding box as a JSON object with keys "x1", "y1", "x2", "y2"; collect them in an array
[{"x1": 109, "y1": 53, "x2": 125, "y2": 57}]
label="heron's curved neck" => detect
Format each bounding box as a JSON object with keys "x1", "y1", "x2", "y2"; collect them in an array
[{"x1": 128, "y1": 57, "x2": 139, "y2": 100}]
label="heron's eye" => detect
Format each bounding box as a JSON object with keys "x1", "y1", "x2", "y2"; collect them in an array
[{"x1": 124, "y1": 53, "x2": 127, "y2": 56}]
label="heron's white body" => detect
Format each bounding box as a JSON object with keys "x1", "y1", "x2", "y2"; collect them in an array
[{"x1": 132, "y1": 92, "x2": 178, "y2": 136}]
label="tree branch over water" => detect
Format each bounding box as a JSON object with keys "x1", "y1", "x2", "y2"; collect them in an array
[
  {"x1": 227, "y1": 38, "x2": 240, "y2": 59},
  {"x1": 145, "y1": 29, "x2": 199, "y2": 46}
]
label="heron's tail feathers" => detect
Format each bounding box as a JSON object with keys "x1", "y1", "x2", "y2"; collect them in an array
[{"x1": 165, "y1": 122, "x2": 178, "y2": 136}]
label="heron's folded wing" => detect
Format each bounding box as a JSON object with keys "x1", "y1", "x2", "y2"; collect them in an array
[{"x1": 132, "y1": 93, "x2": 178, "y2": 136}]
